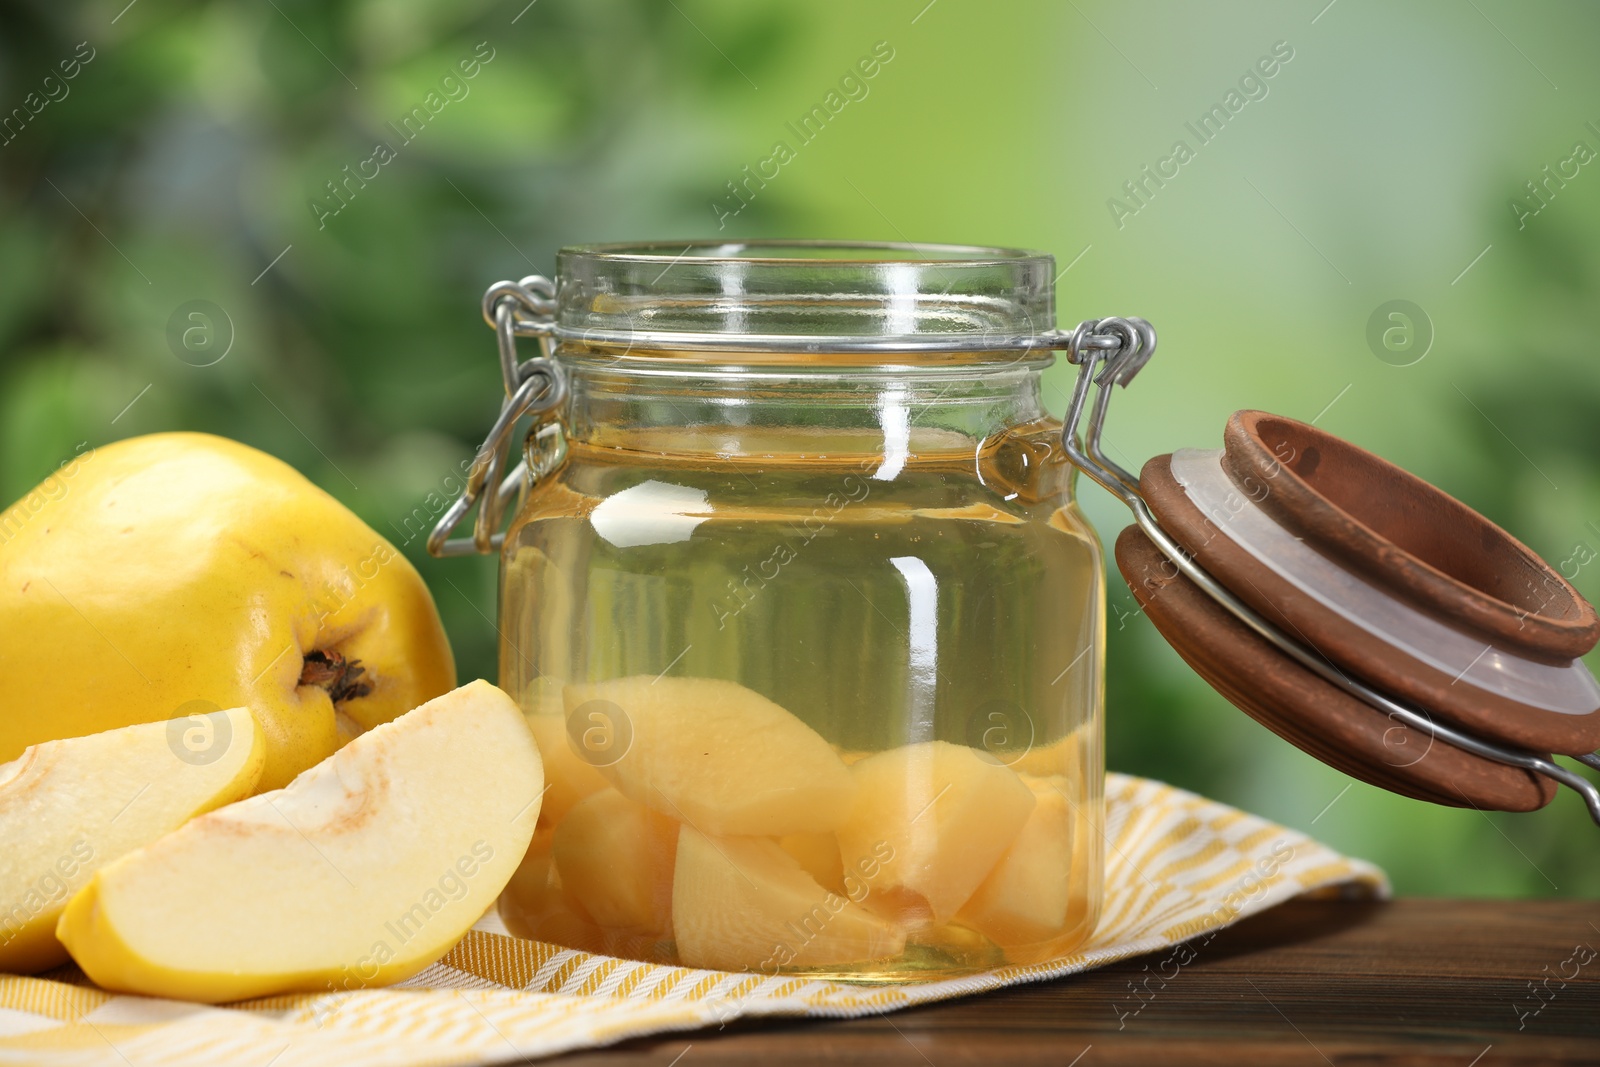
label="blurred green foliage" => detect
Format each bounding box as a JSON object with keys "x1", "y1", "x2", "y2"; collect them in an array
[{"x1": 4, "y1": 0, "x2": 1600, "y2": 898}]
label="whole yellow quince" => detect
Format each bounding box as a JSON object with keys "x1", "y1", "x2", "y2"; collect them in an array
[{"x1": 0, "y1": 433, "x2": 455, "y2": 789}]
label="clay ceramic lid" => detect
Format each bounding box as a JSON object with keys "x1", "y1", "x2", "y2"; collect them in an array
[
  {"x1": 1222, "y1": 410, "x2": 1599, "y2": 662},
  {"x1": 1114, "y1": 410, "x2": 1600, "y2": 813},
  {"x1": 1116, "y1": 525, "x2": 1555, "y2": 811}
]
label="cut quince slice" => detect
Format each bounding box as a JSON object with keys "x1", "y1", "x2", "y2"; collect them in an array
[
  {"x1": 778, "y1": 832, "x2": 846, "y2": 895},
  {"x1": 0, "y1": 708, "x2": 265, "y2": 973},
  {"x1": 499, "y1": 826, "x2": 604, "y2": 944},
  {"x1": 836, "y1": 741, "x2": 1036, "y2": 922},
  {"x1": 500, "y1": 825, "x2": 597, "y2": 933},
  {"x1": 554, "y1": 788, "x2": 677, "y2": 932},
  {"x1": 498, "y1": 827, "x2": 672, "y2": 962},
  {"x1": 955, "y1": 774, "x2": 1077, "y2": 945},
  {"x1": 563, "y1": 676, "x2": 854, "y2": 836},
  {"x1": 57, "y1": 680, "x2": 543, "y2": 1002},
  {"x1": 1012, "y1": 728, "x2": 1088, "y2": 779},
  {"x1": 503, "y1": 826, "x2": 562, "y2": 917},
  {"x1": 672, "y1": 826, "x2": 904, "y2": 971}
]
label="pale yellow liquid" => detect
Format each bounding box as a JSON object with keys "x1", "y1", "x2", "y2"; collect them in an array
[{"x1": 497, "y1": 419, "x2": 1105, "y2": 979}]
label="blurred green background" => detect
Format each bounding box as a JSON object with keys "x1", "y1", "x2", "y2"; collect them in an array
[{"x1": 4, "y1": 0, "x2": 1600, "y2": 897}]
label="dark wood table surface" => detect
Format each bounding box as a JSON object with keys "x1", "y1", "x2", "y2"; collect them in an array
[{"x1": 538, "y1": 899, "x2": 1600, "y2": 1066}]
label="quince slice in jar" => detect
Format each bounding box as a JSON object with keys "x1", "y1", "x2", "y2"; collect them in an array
[
  {"x1": 520, "y1": 678, "x2": 609, "y2": 827},
  {"x1": 553, "y1": 788, "x2": 677, "y2": 933},
  {"x1": 955, "y1": 774, "x2": 1078, "y2": 946},
  {"x1": 562, "y1": 676, "x2": 855, "y2": 837},
  {"x1": 778, "y1": 832, "x2": 847, "y2": 894},
  {"x1": 499, "y1": 827, "x2": 608, "y2": 948},
  {"x1": 837, "y1": 741, "x2": 1036, "y2": 923},
  {"x1": 672, "y1": 826, "x2": 904, "y2": 971},
  {"x1": 1011, "y1": 730, "x2": 1085, "y2": 780}
]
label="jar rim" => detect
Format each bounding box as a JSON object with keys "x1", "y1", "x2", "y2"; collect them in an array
[
  {"x1": 560, "y1": 239, "x2": 1053, "y2": 267},
  {"x1": 552, "y1": 239, "x2": 1061, "y2": 357}
]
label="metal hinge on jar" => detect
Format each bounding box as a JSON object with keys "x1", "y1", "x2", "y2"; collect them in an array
[{"x1": 427, "y1": 276, "x2": 567, "y2": 558}]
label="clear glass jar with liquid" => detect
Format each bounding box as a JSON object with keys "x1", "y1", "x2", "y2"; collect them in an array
[{"x1": 493, "y1": 242, "x2": 1104, "y2": 981}]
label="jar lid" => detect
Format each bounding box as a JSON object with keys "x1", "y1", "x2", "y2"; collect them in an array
[
  {"x1": 1057, "y1": 326, "x2": 1600, "y2": 824},
  {"x1": 552, "y1": 241, "x2": 1058, "y2": 354}
]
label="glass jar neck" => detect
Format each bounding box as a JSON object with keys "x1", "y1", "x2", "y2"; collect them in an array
[{"x1": 555, "y1": 350, "x2": 1055, "y2": 461}]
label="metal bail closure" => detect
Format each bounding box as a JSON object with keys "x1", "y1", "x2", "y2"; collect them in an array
[
  {"x1": 427, "y1": 276, "x2": 568, "y2": 559},
  {"x1": 1058, "y1": 317, "x2": 1600, "y2": 827}
]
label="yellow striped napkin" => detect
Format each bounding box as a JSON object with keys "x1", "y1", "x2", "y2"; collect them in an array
[{"x1": 0, "y1": 773, "x2": 1386, "y2": 1066}]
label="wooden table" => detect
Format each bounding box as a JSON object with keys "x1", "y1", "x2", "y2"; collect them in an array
[{"x1": 544, "y1": 899, "x2": 1600, "y2": 1066}]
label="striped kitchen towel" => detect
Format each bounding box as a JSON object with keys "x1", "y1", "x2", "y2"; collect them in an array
[{"x1": 0, "y1": 773, "x2": 1386, "y2": 1066}]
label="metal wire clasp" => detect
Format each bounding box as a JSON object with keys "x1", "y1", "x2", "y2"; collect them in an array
[
  {"x1": 1056, "y1": 316, "x2": 1158, "y2": 503},
  {"x1": 427, "y1": 276, "x2": 568, "y2": 558}
]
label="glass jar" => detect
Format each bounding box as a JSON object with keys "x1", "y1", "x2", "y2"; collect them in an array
[{"x1": 483, "y1": 242, "x2": 1104, "y2": 981}]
